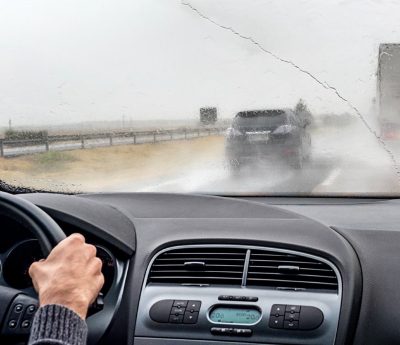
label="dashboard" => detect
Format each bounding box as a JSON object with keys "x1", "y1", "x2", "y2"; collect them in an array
[{"x1": 2, "y1": 192, "x2": 400, "y2": 345}]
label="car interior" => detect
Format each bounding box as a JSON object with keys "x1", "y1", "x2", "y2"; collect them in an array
[{"x1": 2, "y1": 1, "x2": 400, "y2": 345}]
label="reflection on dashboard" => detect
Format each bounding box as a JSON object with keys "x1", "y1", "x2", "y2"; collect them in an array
[{"x1": 2, "y1": 239, "x2": 115, "y2": 294}]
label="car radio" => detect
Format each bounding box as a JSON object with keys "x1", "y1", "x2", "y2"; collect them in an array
[{"x1": 149, "y1": 297, "x2": 324, "y2": 334}]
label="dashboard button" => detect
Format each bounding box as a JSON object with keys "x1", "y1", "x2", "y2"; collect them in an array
[
  {"x1": 149, "y1": 300, "x2": 174, "y2": 323},
  {"x1": 173, "y1": 300, "x2": 188, "y2": 308},
  {"x1": 171, "y1": 307, "x2": 185, "y2": 315},
  {"x1": 286, "y1": 305, "x2": 301, "y2": 313},
  {"x1": 187, "y1": 301, "x2": 201, "y2": 312},
  {"x1": 218, "y1": 295, "x2": 230, "y2": 301},
  {"x1": 284, "y1": 320, "x2": 299, "y2": 330},
  {"x1": 284, "y1": 312, "x2": 299, "y2": 321},
  {"x1": 299, "y1": 306, "x2": 324, "y2": 330},
  {"x1": 211, "y1": 327, "x2": 222, "y2": 334},
  {"x1": 246, "y1": 296, "x2": 259, "y2": 302},
  {"x1": 169, "y1": 314, "x2": 184, "y2": 323},
  {"x1": 269, "y1": 315, "x2": 284, "y2": 329},
  {"x1": 270, "y1": 304, "x2": 285, "y2": 316},
  {"x1": 183, "y1": 311, "x2": 198, "y2": 324},
  {"x1": 234, "y1": 328, "x2": 253, "y2": 336}
]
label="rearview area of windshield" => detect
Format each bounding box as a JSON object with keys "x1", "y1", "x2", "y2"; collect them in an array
[{"x1": 1, "y1": 0, "x2": 400, "y2": 196}]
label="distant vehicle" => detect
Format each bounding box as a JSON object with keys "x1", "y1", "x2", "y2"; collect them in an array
[
  {"x1": 377, "y1": 43, "x2": 400, "y2": 140},
  {"x1": 225, "y1": 109, "x2": 311, "y2": 170},
  {"x1": 200, "y1": 107, "x2": 218, "y2": 125}
]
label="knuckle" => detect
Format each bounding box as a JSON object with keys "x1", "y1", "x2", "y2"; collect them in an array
[
  {"x1": 28, "y1": 262, "x2": 37, "y2": 277},
  {"x1": 97, "y1": 273, "x2": 105, "y2": 288},
  {"x1": 69, "y1": 233, "x2": 85, "y2": 244},
  {"x1": 85, "y1": 244, "x2": 97, "y2": 257},
  {"x1": 93, "y1": 257, "x2": 103, "y2": 269}
]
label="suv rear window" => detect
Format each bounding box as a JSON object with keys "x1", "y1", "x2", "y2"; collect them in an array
[{"x1": 233, "y1": 110, "x2": 289, "y2": 130}]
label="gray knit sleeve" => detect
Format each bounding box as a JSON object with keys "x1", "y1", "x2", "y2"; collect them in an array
[{"x1": 28, "y1": 304, "x2": 88, "y2": 345}]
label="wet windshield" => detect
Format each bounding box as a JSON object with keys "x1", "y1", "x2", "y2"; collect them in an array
[
  {"x1": 234, "y1": 111, "x2": 288, "y2": 131},
  {"x1": 1, "y1": 0, "x2": 400, "y2": 196}
]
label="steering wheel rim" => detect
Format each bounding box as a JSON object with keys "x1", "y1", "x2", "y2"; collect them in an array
[
  {"x1": 0, "y1": 192, "x2": 66, "y2": 256},
  {"x1": 0, "y1": 191, "x2": 67, "y2": 340}
]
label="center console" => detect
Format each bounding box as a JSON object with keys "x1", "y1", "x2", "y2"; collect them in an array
[{"x1": 135, "y1": 245, "x2": 342, "y2": 345}]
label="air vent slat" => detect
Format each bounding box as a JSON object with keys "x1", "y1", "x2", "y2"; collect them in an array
[
  {"x1": 147, "y1": 247, "x2": 247, "y2": 286},
  {"x1": 247, "y1": 250, "x2": 338, "y2": 291}
]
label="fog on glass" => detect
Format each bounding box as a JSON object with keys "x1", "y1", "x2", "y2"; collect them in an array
[{"x1": 0, "y1": 0, "x2": 399, "y2": 127}]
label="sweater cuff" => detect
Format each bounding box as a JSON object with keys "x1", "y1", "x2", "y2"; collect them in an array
[{"x1": 28, "y1": 304, "x2": 88, "y2": 345}]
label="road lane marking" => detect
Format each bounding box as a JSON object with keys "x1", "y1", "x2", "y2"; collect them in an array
[{"x1": 319, "y1": 168, "x2": 342, "y2": 187}]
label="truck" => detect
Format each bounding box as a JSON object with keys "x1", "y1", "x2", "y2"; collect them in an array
[{"x1": 377, "y1": 43, "x2": 400, "y2": 140}]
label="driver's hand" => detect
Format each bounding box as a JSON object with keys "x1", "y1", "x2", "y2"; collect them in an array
[{"x1": 29, "y1": 233, "x2": 104, "y2": 320}]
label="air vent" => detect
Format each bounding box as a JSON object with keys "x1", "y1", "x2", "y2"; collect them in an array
[
  {"x1": 147, "y1": 247, "x2": 247, "y2": 285},
  {"x1": 247, "y1": 250, "x2": 338, "y2": 291}
]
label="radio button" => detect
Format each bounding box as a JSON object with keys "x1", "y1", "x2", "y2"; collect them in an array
[
  {"x1": 149, "y1": 300, "x2": 174, "y2": 323},
  {"x1": 234, "y1": 328, "x2": 253, "y2": 336},
  {"x1": 269, "y1": 315, "x2": 284, "y2": 329},
  {"x1": 270, "y1": 304, "x2": 285, "y2": 316},
  {"x1": 218, "y1": 295, "x2": 231, "y2": 301},
  {"x1": 183, "y1": 311, "x2": 199, "y2": 324},
  {"x1": 173, "y1": 300, "x2": 188, "y2": 308},
  {"x1": 187, "y1": 301, "x2": 201, "y2": 312},
  {"x1": 171, "y1": 307, "x2": 185, "y2": 315},
  {"x1": 246, "y1": 296, "x2": 258, "y2": 302},
  {"x1": 169, "y1": 314, "x2": 184, "y2": 324},
  {"x1": 298, "y1": 306, "x2": 324, "y2": 330},
  {"x1": 284, "y1": 320, "x2": 299, "y2": 330},
  {"x1": 286, "y1": 305, "x2": 301, "y2": 313},
  {"x1": 284, "y1": 312, "x2": 299, "y2": 322}
]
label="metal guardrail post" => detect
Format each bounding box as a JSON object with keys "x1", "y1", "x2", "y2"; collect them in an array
[
  {"x1": 133, "y1": 134, "x2": 136, "y2": 144},
  {"x1": 184, "y1": 128, "x2": 187, "y2": 139},
  {"x1": 109, "y1": 134, "x2": 113, "y2": 146},
  {"x1": 153, "y1": 132, "x2": 156, "y2": 143},
  {"x1": 80, "y1": 136, "x2": 85, "y2": 149},
  {"x1": 0, "y1": 140, "x2": 3, "y2": 157},
  {"x1": 45, "y1": 139, "x2": 49, "y2": 151}
]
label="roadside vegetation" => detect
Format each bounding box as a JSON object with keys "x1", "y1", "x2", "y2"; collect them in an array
[{"x1": 0, "y1": 136, "x2": 224, "y2": 192}]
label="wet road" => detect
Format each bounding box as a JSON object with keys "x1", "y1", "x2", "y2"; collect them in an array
[{"x1": 121, "y1": 123, "x2": 400, "y2": 195}]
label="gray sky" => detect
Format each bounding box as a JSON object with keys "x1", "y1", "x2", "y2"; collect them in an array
[{"x1": 1, "y1": 0, "x2": 400, "y2": 127}]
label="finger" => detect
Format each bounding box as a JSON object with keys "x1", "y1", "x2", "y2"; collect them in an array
[
  {"x1": 88, "y1": 257, "x2": 103, "y2": 274},
  {"x1": 68, "y1": 233, "x2": 86, "y2": 244},
  {"x1": 83, "y1": 243, "x2": 97, "y2": 259}
]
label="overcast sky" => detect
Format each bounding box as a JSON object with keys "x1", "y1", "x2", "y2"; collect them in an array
[{"x1": 1, "y1": 0, "x2": 400, "y2": 127}]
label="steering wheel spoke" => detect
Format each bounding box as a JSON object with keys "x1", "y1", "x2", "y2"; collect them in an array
[{"x1": 0, "y1": 286, "x2": 38, "y2": 339}]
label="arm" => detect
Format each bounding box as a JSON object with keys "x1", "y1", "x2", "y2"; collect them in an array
[{"x1": 28, "y1": 234, "x2": 104, "y2": 345}]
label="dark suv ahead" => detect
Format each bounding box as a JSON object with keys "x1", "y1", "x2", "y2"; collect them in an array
[{"x1": 225, "y1": 109, "x2": 311, "y2": 170}]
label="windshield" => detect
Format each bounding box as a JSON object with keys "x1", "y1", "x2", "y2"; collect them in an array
[{"x1": 1, "y1": 0, "x2": 400, "y2": 196}]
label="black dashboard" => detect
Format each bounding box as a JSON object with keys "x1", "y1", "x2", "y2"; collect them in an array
[{"x1": 2, "y1": 192, "x2": 400, "y2": 345}]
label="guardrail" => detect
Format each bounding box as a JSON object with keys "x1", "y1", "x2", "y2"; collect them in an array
[{"x1": 0, "y1": 126, "x2": 227, "y2": 158}]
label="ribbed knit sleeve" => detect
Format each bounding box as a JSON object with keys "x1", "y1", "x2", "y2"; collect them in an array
[{"x1": 28, "y1": 304, "x2": 88, "y2": 345}]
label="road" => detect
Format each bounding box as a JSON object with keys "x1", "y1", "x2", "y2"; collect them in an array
[{"x1": 114, "y1": 123, "x2": 400, "y2": 195}]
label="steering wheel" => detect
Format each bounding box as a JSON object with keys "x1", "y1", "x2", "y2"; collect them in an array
[{"x1": 0, "y1": 191, "x2": 66, "y2": 341}]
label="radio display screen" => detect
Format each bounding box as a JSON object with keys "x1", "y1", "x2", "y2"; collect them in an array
[{"x1": 209, "y1": 306, "x2": 261, "y2": 324}]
